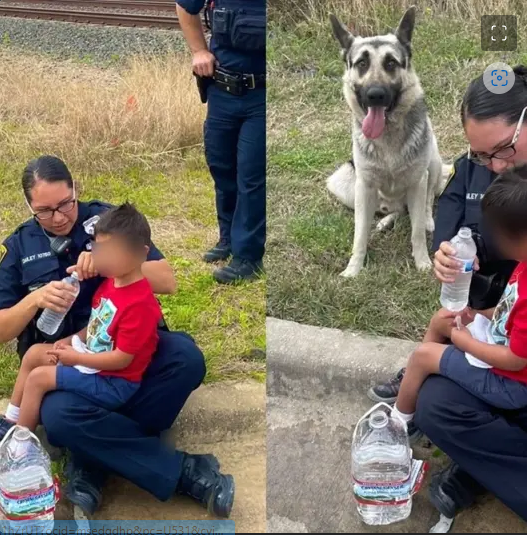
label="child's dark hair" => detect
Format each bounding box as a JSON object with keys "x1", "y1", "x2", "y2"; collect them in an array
[
  {"x1": 94, "y1": 203, "x2": 151, "y2": 250},
  {"x1": 481, "y1": 165, "x2": 527, "y2": 238}
]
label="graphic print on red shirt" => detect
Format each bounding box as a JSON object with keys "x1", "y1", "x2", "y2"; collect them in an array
[
  {"x1": 86, "y1": 277, "x2": 161, "y2": 382},
  {"x1": 489, "y1": 262, "x2": 527, "y2": 384}
]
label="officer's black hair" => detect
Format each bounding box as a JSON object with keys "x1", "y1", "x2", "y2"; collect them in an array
[
  {"x1": 22, "y1": 155, "x2": 74, "y2": 202},
  {"x1": 482, "y1": 164, "x2": 527, "y2": 239},
  {"x1": 94, "y1": 202, "x2": 151, "y2": 252},
  {"x1": 461, "y1": 65, "x2": 527, "y2": 126}
]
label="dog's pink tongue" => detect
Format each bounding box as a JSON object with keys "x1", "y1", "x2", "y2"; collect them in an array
[{"x1": 362, "y1": 107, "x2": 386, "y2": 139}]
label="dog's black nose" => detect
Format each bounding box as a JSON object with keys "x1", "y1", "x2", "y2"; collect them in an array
[{"x1": 365, "y1": 86, "x2": 390, "y2": 107}]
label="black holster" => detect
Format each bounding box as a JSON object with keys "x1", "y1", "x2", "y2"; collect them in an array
[
  {"x1": 194, "y1": 74, "x2": 213, "y2": 103},
  {"x1": 468, "y1": 261, "x2": 517, "y2": 310}
]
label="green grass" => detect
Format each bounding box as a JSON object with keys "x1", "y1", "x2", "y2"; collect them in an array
[
  {"x1": 0, "y1": 136, "x2": 265, "y2": 396},
  {"x1": 267, "y1": 9, "x2": 527, "y2": 339}
]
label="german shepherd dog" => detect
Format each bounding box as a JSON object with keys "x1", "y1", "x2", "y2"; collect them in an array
[{"x1": 327, "y1": 6, "x2": 445, "y2": 277}]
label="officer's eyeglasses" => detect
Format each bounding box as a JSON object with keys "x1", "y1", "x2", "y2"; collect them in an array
[
  {"x1": 468, "y1": 106, "x2": 527, "y2": 166},
  {"x1": 26, "y1": 186, "x2": 77, "y2": 221}
]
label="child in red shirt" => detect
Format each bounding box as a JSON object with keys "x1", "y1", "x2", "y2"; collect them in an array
[
  {"x1": 2, "y1": 203, "x2": 161, "y2": 432},
  {"x1": 393, "y1": 165, "x2": 527, "y2": 431}
]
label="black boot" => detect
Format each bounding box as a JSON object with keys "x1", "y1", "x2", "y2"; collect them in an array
[
  {"x1": 64, "y1": 456, "x2": 105, "y2": 515},
  {"x1": 213, "y1": 258, "x2": 264, "y2": 285},
  {"x1": 429, "y1": 463, "x2": 485, "y2": 518},
  {"x1": 368, "y1": 368, "x2": 406, "y2": 404},
  {"x1": 177, "y1": 454, "x2": 235, "y2": 518},
  {"x1": 203, "y1": 239, "x2": 231, "y2": 263}
]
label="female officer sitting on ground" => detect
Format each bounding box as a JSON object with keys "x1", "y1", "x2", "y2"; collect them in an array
[
  {"x1": 370, "y1": 67, "x2": 527, "y2": 523},
  {"x1": 0, "y1": 155, "x2": 235, "y2": 519}
]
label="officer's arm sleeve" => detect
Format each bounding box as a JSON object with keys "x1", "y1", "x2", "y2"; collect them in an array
[
  {"x1": 0, "y1": 241, "x2": 24, "y2": 311},
  {"x1": 146, "y1": 241, "x2": 165, "y2": 262},
  {"x1": 176, "y1": 0, "x2": 205, "y2": 15},
  {"x1": 432, "y1": 164, "x2": 466, "y2": 252}
]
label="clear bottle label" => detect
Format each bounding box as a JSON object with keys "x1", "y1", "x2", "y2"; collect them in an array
[
  {"x1": 459, "y1": 259, "x2": 474, "y2": 273},
  {"x1": 352, "y1": 460, "x2": 428, "y2": 506},
  {"x1": 353, "y1": 477, "x2": 412, "y2": 505},
  {"x1": 0, "y1": 483, "x2": 56, "y2": 520}
]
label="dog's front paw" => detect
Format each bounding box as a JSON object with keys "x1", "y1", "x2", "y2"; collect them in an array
[
  {"x1": 415, "y1": 256, "x2": 432, "y2": 271},
  {"x1": 340, "y1": 263, "x2": 363, "y2": 278},
  {"x1": 426, "y1": 216, "x2": 435, "y2": 233}
]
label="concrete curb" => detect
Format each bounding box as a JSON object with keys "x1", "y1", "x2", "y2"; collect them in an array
[
  {"x1": 0, "y1": 380, "x2": 265, "y2": 447},
  {"x1": 267, "y1": 317, "x2": 417, "y2": 399}
]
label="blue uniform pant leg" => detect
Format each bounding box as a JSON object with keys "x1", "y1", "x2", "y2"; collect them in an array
[
  {"x1": 415, "y1": 375, "x2": 527, "y2": 521},
  {"x1": 204, "y1": 86, "x2": 241, "y2": 244},
  {"x1": 40, "y1": 331, "x2": 207, "y2": 501},
  {"x1": 232, "y1": 88, "x2": 266, "y2": 262}
]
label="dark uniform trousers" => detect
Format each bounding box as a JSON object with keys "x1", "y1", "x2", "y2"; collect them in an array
[
  {"x1": 0, "y1": 201, "x2": 206, "y2": 499},
  {"x1": 419, "y1": 155, "x2": 527, "y2": 520},
  {"x1": 205, "y1": 85, "x2": 266, "y2": 262}
]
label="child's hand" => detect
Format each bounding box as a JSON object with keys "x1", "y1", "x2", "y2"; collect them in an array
[
  {"x1": 451, "y1": 325, "x2": 473, "y2": 351},
  {"x1": 48, "y1": 354, "x2": 58, "y2": 365},
  {"x1": 445, "y1": 307, "x2": 475, "y2": 327},
  {"x1": 47, "y1": 346, "x2": 80, "y2": 366}
]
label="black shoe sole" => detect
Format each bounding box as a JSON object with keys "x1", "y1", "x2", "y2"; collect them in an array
[
  {"x1": 367, "y1": 387, "x2": 397, "y2": 405},
  {"x1": 207, "y1": 474, "x2": 235, "y2": 518}
]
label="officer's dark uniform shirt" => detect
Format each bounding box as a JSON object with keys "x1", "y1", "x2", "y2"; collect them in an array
[
  {"x1": 433, "y1": 153, "x2": 517, "y2": 308},
  {"x1": 0, "y1": 201, "x2": 164, "y2": 342},
  {"x1": 176, "y1": 0, "x2": 266, "y2": 75}
]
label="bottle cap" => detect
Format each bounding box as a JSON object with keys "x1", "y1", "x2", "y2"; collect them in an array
[
  {"x1": 458, "y1": 227, "x2": 472, "y2": 239},
  {"x1": 13, "y1": 427, "x2": 30, "y2": 441},
  {"x1": 71, "y1": 271, "x2": 79, "y2": 280},
  {"x1": 369, "y1": 411, "x2": 389, "y2": 429}
]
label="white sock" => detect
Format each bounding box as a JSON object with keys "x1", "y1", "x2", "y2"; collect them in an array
[
  {"x1": 5, "y1": 404, "x2": 19, "y2": 422},
  {"x1": 393, "y1": 405, "x2": 414, "y2": 424}
]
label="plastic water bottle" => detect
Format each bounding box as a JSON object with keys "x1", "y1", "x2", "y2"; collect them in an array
[
  {"x1": 0, "y1": 426, "x2": 57, "y2": 534},
  {"x1": 352, "y1": 404, "x2": 412, "y2": 525},
  {"x1": 440, "y1": 227, "x2": 477, "y2": 312},
  {"x1": 37, "y1": 272, "x2": 80, "y2": 336}
]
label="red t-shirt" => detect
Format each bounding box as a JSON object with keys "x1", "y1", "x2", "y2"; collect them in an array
[
  {"x1": 86, "y1": 277, "x2": 161, "y2": 382},
  {"x1": 489, "y1": 262, "x2": 527, "y2": 384}
]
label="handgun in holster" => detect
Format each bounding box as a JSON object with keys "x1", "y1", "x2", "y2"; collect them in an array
[{"x1": 194, "y1": 73, "x2": 213, "y2": 104}]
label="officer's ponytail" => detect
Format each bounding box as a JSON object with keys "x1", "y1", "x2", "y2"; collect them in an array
[
  {"x1": 22, "y1": 155, "x2": 74, "y2": 202},
  {"x1": 461, "y1": 64, "x2": 527, "y2": 126}
]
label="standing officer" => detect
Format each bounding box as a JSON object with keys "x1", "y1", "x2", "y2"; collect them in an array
[{"x1": 176, "y1": 0, "x2": 266, "y2": 284}]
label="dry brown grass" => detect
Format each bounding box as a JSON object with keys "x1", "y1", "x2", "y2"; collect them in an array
[
  {"x1": 269, "y1": 0, "x2": 523, "y2": 31},
  {"x1": 0, "y1": 50, "x2": 205, "y2": 170}
]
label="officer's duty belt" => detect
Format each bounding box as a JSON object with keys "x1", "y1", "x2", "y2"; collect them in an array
[{"x1": 213, "y1": 67, "x2": 266, "y2": 96}]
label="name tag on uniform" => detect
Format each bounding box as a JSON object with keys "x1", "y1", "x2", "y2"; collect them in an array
[
  {"x1": 466, "y1": 193, "x2": 485, "y2": 200},
  {"x1": 22, "y1": 251, "x2": 53, "y2": 265},
  {"x1": 83, "y1": 215, "x2": 100, "y2": 236}
]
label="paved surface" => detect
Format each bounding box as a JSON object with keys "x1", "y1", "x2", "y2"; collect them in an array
[
  {"x1": 3, "y1": 381, "x2": 266, "y2": 532},
  {"x1": 267, "y1": 318, "x2": 527, "y2": 533}
]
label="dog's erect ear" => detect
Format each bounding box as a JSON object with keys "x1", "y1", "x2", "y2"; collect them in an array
[
  {"x1": 395, "y1": 6, "x2": 416, "y2": 46},
  {"x1": 330, "y1": 14, "x2": 354, "y2": 54}
]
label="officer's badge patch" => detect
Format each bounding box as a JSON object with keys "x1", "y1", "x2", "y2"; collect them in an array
[
  {"x1": 83, "y1": 215, "x2": 100, "y2": 236},
  {"x1": 0, "y1": 245, "x2": 6, "y2": 265}
]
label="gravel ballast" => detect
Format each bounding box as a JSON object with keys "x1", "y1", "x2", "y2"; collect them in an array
[{"x1": 0, "y1": 16, "x2": 187, "y2": 62}]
